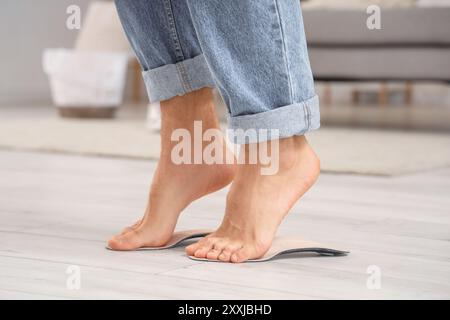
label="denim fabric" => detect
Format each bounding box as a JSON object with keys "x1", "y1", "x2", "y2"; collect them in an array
[{"x1": 114, "y1": 0, "x2": 320, "y2": 143}]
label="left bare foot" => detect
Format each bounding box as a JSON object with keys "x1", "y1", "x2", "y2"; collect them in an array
[{"x1": 107, "y1": 88, "x2": 236, "y2": 250}]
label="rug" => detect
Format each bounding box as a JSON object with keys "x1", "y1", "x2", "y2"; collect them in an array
[{"x1": 1, "y1": 114, "x2": 450, "y2": 176}]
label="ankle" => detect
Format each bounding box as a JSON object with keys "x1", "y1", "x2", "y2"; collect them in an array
[
  {"x1": 161, "y1": 88, "x2": 218, "y2": 127},
  {"x1": 158, "y1": 88, "x2": 223, "y2": 159},
  {"x1": 279, "y1": 135, "x2": 316, "y2": 164}
]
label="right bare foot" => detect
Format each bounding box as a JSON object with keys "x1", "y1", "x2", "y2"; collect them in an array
[
  {"x1": 107, "y1": 88, "x2": 235, "y2": 250},
  {"x1": 186, "y1": 135, "x2": 320, "y2": 262}
]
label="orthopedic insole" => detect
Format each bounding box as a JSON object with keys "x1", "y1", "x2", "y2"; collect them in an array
[
  {"x1": 106, "y1": 229, "x2": 211, "y2": 251},
  {"x1": 188, "y1": 236, "x2": 349, "y2": 262}
]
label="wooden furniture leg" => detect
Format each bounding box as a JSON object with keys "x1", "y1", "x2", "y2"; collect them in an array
[
  {"x1": 404, "y1": 81, "x2": 413, "y2": 106},
  {"x1": 323, "y1": 82, "x2": 332, "y2": 106},
  {"x1": 132, "y1": 58, "x2": 142, "y2": 103},
  {"x1": 351, "y1": 89, "x2": 360, "y2": 105},
  {"x1": 378, "y1": 82, "x2": 389, "y2": 107}
]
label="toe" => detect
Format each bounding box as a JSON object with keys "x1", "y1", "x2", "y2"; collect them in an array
[
  {"x1": 205, "y1": 239, "x2": 228, "y2": 260},
  {"x1": 218, "y1": 243, "x2": 242, "y2": 262},
  {"x1": 186, "y1": 236, "x2": 211, "y2": 256},
  {"x1": 107, "y1": 234, "x2": 124, "y2": 249},
  {"x1": 231, "y1": 246, "x2": 253, "y2": 263},
  {"x1": 206, "y1": 249, "x2": 222, "y2": 260},
  {"x1": 193, "y1": 237, "x2": 218, "y2": 258},
  {"x1": 185, "y1": 242, "x2": 200, "y2": 256},
  {"x1": 107, "y1": 230, "x2": 143, "y2": 251}
]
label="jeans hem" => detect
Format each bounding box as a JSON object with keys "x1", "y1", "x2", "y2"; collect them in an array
[
  {"x1": 228, "y1": 95, "x2": 320, "y2": 144},
  {"x1": 142, "y1": 54, "x2": 216, "y2": 103}
]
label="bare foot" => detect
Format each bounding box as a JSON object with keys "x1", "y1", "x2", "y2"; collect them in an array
[
  {"x1": 119, "y1": 219, "x2": 141, "y2": 235},
  {"x1": 186, "y1": 135, "x2": 320, "y2": 262},
  {"x1": 108, "y1": 88, "x2": 235, "y2": 250}
]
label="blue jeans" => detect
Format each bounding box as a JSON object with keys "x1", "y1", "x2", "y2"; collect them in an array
[{"x1": 115, "y1": 0, "x2": 320, "y2": 143}]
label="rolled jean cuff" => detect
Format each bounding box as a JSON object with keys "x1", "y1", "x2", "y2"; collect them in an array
[
  {"x1": 228, "y1": 95, "x2": 320, "y2": 144},
  {"x1": 142, "y1": 54, "x2": 216, "y2": 103}
]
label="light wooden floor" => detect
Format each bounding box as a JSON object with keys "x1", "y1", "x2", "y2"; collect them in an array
[{"x1": 0, "y1": 150, "x2": 449, "y2": 299}]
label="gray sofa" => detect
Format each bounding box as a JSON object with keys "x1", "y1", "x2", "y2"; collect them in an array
[{"x1": 303, "y1": 7, "x2": 450, "y2": 82}]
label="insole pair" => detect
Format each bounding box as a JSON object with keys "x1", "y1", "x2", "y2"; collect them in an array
[{"x1": 106, "y1": 229, "x2": 349, "y2": 262}]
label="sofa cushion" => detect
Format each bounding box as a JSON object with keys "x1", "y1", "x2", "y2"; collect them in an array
[
  {"x1": 309, "y1": 47, "x2": 450, "y2": 80},
  {"x1": 417, "y1": 0, "x2": 450, "y2": 7},
  {"x1": 303, "y1": 8, "x2": 450, "y2": 45},
  {"x1": 302, "y1": 0, "x2": 416, "y2": 9}
]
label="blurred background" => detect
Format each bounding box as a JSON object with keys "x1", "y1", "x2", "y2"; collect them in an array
[{"x1": 0, "y1": 0, "x2": 450, "y2": 175}]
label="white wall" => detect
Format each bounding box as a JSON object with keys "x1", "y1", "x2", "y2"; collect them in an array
[{"x1": 0, "y1": 0, "x2": 92, "y2": 105}]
